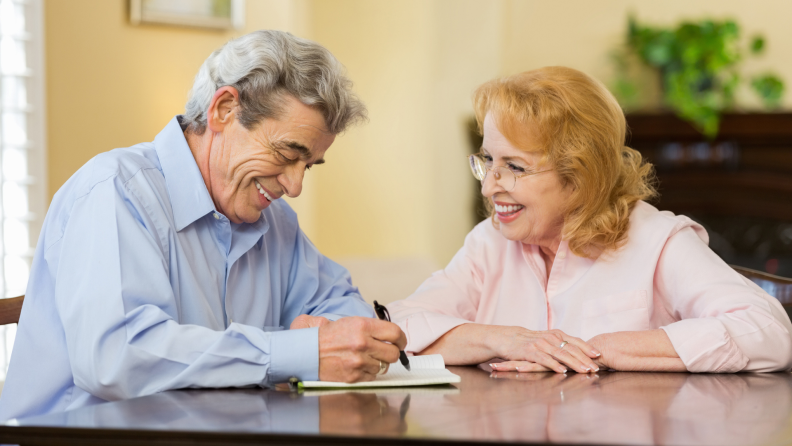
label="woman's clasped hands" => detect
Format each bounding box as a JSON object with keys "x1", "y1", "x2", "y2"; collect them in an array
[{"x1": 487, "y1": 327, "x2": 602, "y2": 374}]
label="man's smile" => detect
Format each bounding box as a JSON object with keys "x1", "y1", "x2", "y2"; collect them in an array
[{"x1": 254, "y1": 180, "x2": 276, "y2": 201}]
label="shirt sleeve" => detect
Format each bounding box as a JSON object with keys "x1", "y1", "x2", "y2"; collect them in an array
[
  {"x1": 52, "y1": 176, "x2": 316, "y2": 402},
  {"x1": 389, "y1": 228, "x2": 485, "y2": 353},
  {"x1": 656, "y1": 226, "x2": 792, "y2": 372},
  {"x1": 282, "y1": 225, "x2": 375, "y2": 325}
]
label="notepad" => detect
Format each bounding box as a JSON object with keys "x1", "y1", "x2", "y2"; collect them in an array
[
  {"x1": 299, "y1": 354, "x2": 461, "y2": 389},
  {"x1": 300, "y1": 386, "x2": 461, "y2": 397}
]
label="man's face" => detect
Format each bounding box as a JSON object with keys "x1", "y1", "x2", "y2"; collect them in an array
[{"x1": 208, "y1": 96, "x2": 335, "y2": 224}]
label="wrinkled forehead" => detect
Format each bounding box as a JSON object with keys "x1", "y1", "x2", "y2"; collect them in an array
[{"x1": 253, "y1": 114, "x2": 335, "y2": 164}]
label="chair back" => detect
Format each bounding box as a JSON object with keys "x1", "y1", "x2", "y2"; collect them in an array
[
  {"x1": 731, "y1": 265, "x2": 792, "y2": 320},
  {"x1": 0, "y1": 295, "x2": 24, "y2": 325}
]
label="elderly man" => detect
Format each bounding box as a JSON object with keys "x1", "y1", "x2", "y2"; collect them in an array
[{"x1": 0, "y1": 30, "x2": 405, "y2": 421}]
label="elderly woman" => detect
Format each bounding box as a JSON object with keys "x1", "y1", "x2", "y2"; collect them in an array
[{"x1": 389, "y1": 67, "x2": 792, "y2": 374}]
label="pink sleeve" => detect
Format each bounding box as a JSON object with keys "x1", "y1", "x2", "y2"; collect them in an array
[
  {"x1": 388, "y1": 227, "x2": 486, "y2": 353},
  {"x1": 656, "y1": 226, "x2": 792, "y2": 372}
]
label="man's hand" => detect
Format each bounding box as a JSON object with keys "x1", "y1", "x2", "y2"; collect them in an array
[
  {"x1": 318, "y1": 317, "x2": 407, "y2": 383},
  {"x1": 290, "y1": 315, "x2": 331, "y2": 330},
  {"x1": 587, "y1": 330, "x2": 687, "y2": 372}
]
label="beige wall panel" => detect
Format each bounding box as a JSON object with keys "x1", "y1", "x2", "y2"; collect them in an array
[
  {"x1": 309, "y1": 0, "x2": 437, "y2": 259},
  {"x1": 306, "y1": 0, "x2": 502, "y2": 265}
]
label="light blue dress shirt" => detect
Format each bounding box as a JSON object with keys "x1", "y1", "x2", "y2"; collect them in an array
[{"x1": 0, "y1": 116, "x2": 374, "y2": 421}]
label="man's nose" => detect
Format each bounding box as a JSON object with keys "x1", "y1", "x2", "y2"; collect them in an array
[{"x1": 279, "y1": 164, "x2": 305, "y2": 198}]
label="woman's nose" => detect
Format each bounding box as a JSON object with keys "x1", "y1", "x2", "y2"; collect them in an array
[{"x1": 480, "y1": 170, "x2": 504, "y2": 198}]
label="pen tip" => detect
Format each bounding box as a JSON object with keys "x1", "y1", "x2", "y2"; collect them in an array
[{"x1": 405, "y1": 364, "x2": 411, "y2": 371}]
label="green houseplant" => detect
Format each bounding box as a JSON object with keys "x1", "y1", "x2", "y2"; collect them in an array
[{"x1": 614, "y1": 17, "x2": 784, "y2": 139}]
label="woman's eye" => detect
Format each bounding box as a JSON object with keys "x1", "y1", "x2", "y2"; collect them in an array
[{"x1": 508, "y1": 163, "x2": 526, "y2": 173}]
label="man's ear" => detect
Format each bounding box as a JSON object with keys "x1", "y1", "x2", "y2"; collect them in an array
[{"x1": 206, "y1": 86, "x2": 240, "y2": 133}]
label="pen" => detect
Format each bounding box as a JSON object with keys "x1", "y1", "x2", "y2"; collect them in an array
[{"x1": 373, "y1": 300, "x2": 411, "y2": 371}]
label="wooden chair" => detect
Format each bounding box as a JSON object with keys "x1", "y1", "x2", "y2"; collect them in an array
[
  {"x1": 731, "y1": 265, "x2": 792, "y2": 320},
  {"x1": 0, "y1": 295, "x2": 24, "y2": 325}
]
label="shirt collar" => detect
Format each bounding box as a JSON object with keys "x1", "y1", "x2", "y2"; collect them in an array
[{"x1": 154, "y1": 116, "x2": 216, "y2": 231}]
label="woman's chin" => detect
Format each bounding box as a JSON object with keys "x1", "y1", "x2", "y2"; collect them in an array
[{"x1": 498, "y1": 227, "x2": 527, "y2": 243}]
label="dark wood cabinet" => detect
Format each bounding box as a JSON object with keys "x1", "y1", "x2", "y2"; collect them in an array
[{"x1": 626, "y1": 113, "x2": 792, "y2": 275}]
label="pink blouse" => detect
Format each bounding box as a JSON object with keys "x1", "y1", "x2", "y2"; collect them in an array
[{"x1": 389, "y1": 201, "x2": 792, "y2": 372}]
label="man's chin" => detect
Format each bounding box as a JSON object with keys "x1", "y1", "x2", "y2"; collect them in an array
[
  {"x1": 259, "y1": 198, "x2": 273, "y2": 212},
  {"x1": 236, "y1": 207, "x2": 268, "y2": 224}
]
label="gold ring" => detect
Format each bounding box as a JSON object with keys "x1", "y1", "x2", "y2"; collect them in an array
[
  {"x1": 559, "y1": 341, "x2": 569, "y2": 349},
  {"x1": 377, "y1": 360, "x2": 387, "y2": 375}
]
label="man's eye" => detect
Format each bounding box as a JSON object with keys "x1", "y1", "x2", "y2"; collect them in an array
[
  {"x1": 274, "y1": 151, "x2": 297, "y2": 163},
  {"x1": 305, "y1": 164, "x2": 312, "y2": 171},
  {"x1": 508, "y1": 163, "x2": 526, "y2": 173}
]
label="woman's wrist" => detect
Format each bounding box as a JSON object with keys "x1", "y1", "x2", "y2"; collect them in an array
[{"x1": 487, "y1": 325, "x2": 520, "y2": 359}]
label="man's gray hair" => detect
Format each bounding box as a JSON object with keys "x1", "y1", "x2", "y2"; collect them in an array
[{"x1": 184, "y1": 30, "x2": 367, "y2": 134}]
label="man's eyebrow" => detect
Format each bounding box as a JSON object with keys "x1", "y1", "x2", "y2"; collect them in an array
[{"x1": 282, "y1": 141, "x2": 311, "y2": 158}]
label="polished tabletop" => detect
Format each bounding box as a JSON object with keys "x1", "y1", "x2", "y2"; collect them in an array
[{"x1": 2, "y1": 366, "x2": 792, "y2": 445}]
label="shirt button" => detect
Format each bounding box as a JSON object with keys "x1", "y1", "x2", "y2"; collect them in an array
[
  {"x1": 556, "y1": 251, "x2": 566, "y2": 260},
  {"x1": 213, "y1": 213, "x2": 220, "y2": 220}
]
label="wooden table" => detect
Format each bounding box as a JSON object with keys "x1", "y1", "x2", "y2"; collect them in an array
[{"x1": 2, "y1": 366, "x2": 791, "y2": 445}]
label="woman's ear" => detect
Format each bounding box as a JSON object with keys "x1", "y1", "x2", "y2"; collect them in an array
[{"x1": 206, "y1": 86, "x2": 240, "y2": 133}]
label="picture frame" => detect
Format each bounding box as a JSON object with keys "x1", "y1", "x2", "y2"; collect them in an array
[{"x1": 129, "y1": 0, "x2": 245, "y2": 30}]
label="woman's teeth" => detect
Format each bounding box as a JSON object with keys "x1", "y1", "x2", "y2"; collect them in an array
[
  {"x1": 255, "y1": 181, "x2": 274, "y2": 202},
  {"x1": 495, "y1": 204, "x2": 524, "y2": 215}
]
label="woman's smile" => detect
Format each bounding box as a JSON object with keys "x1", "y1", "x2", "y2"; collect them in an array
[{"x1": 494, "y1": 200, "x2": 525, "y2": 223}]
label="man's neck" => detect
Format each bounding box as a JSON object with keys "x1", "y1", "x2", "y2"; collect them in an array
[{"x1": 184, "y1": 128, "x2": 218, "y2": 211}]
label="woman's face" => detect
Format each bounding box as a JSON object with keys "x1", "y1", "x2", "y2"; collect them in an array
[{"x1": 480, "y1": 113, "x2": 572, "y2": 248}]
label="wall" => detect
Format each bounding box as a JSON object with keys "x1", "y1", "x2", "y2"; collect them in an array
[
  {"x1": 303, "y1": 0, "x2": 501, "y2": 264},
  {"x1": 44, "y1": 0, "x2": 792, "y2": 270}
]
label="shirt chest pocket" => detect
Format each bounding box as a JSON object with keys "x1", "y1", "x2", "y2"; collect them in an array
[{"x1": 581, "y1": 290, "x2": 651, "y2": 340}]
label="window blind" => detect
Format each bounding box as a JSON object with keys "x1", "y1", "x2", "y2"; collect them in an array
[{"x1": 0, "y1": 0, "x2": 46, "y2": 379}]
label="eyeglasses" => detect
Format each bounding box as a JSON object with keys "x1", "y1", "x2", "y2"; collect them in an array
[{"x1": 468, "y1": 154, "x2": 552, "y2": 191}]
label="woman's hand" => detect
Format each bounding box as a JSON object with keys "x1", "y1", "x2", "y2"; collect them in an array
[
  {"x1": 487, "y1": 327, "x2": 602, "y2": 374},
  {"x1": 586, "y1": 330, "x2": 687, "y2": 372},
  {"x1": 421, "y1": 324, "x2": 601, "y2": 373}
]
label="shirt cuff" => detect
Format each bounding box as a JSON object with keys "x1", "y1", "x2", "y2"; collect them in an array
[
  {"x1": 317, "y1": 313, "x2": 343, "y2": 322},
  {"x1": 662, "y1": 318, "x2": 749, "y2": 373},
  {"x1": 398, "y1": 312, "x2": 470, "y2": 354},
  {"x1": 269, "y1": 327, "x2": 319, "y2": 383}
]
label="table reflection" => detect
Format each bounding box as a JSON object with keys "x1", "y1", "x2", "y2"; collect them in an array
[
  {"x1": 416, "y1": 367, "x2": 792, "y2": 445},
  {"x1": 11, "y1": 368, "x2": 792, "y2": 446}
]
